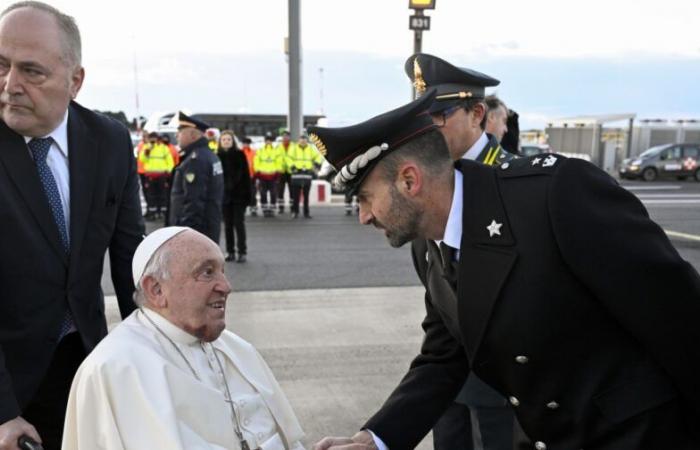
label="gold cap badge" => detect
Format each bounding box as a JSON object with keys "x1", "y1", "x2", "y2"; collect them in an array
[
  {"x1": 309, "y1": 133, "x2": 327, "y2": 156},
  {"x1": 413, "y1": 58, "x2": 427, "y2": 97}
]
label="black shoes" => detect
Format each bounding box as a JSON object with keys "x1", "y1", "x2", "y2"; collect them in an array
[
  {"x1": 225, "y1": 253, "x2": 235, "y2": 262},
  {"x1": 236, "y1": 254, "x2": 246, "y2": 263}
]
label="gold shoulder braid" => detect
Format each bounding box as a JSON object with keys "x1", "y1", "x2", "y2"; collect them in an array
[
  {"x1": 413, "y1": 59, "x2": 427, "y2": 96},
  {"x1": 309, "y1": 133, "x2": 327, "y2": 157}
]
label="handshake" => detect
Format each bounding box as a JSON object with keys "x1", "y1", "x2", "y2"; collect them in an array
[{"x1": 312, "y1": 431, "x2": 378, "y2": 450}]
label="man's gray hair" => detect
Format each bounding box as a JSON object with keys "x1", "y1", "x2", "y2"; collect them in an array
[
  {"x1": 485, "y1": 95, "x2": 508, "y2": 115},
  {"x1": 1, "y1": 1, "x2": 82, "y2": 67},
  {"x1": 133, "y1": 243, "x2": 173, "y2": 307}
]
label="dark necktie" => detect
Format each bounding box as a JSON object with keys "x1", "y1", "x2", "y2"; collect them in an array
[
  {"x1": 28, "y1": 137, "x2": 74, "y2": 337},
  {"x1": 439, "y1": 241, "x2": 458, "y2": 289}
]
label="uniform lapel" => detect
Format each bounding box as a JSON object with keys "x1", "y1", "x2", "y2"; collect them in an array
[
  {"x1": 475, "y1": 133, "x2": 504, "y2": 166},
  {"x1": 67, "y1": 104, "x2": 98, "y2": 271},
  {"x1": 0, "y1": 121, "x2": 68, "y2": 264},
  {"x1": 456, "y1": 159, "x2": 517, "y2": 363}
]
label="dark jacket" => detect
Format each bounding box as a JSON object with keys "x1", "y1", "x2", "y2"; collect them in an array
[
  {"x1": 169, "y1": 137, "x2": 224, "y2": 243},
  {"x1": 218, "y1": 146, "x2": 251, "y2": 206},
  {"x1": 366, "y1": 155, "x2": 700, "y2": 449},
  {"x1": 0, "y1": 102, "x2": 144, "y2": 422}
]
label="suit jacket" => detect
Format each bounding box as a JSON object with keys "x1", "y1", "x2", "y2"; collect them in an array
[
  {"x1": 0, "y1": 102, "x2": 144, "y2": 423},
  {"x1": 365, "y1": 155, "x2": 700, "y2": 449}
]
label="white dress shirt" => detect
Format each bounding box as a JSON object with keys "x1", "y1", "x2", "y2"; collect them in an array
[
  {"x1": 462, "y1": 131, "x2": 488, "y2": 162},
  {"x1": 23, "y1": 110, "x2": 71, "y2": 232}
]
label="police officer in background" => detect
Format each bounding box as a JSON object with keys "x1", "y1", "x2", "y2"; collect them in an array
[
  {"x1": 169, "y1": 112, "x2": 224, "y2": 243},
  {"x1": 405, "y1": 53, "x2": 521, "y2": 450}
]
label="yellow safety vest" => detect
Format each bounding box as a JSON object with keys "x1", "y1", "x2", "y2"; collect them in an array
[
  {"x1": 287, "y1": 144, "x2": 323, "y2": 172},
  {"x1": 254, "y1": 144, "x2": 283, "y2": 175},
  {"x1": 138, "y1": 143, "x2": 174, "y2": 173}
]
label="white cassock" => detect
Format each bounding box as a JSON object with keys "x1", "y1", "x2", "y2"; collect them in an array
[{"x1": 62, "y1": 308, "x2": 305, "y2": 450}]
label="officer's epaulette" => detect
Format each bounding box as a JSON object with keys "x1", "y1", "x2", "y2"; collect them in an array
[{"x1": 496, "y1": 153, "x2": 566, "y2": 178}]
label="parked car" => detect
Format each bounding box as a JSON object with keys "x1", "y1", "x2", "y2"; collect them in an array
[
  {"x1": 521, "y1": 144, "x2": 550, "y2": 157},
  {"x1": 619, "y1": 143, "x2": 700, "y2": 181}
]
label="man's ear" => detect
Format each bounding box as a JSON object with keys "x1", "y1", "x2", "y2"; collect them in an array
[
  {"x1": 142, "y1": 275, "x2": 166, "y2": 308},
  {"x1": 471, "y1": 103, "x2": 487, "y2": 127},
  {"x1": 397, "y1": 162, "x2": 423, "y2": 198}
]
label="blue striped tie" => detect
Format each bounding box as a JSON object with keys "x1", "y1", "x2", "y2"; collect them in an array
[{"x1": 29, "y1": 137, "x2": 74, "y2": 338}]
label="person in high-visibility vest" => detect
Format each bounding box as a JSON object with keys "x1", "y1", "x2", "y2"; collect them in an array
[
  {"x1": 241, "y1": 137, "x2": 258, "y2": 216},
  {"x1": 253, "y1": 133, "x2": 283, "y2": 217},
  {"x1": 138, "y1": 131, "x2": 174, "y2": 220},
  {"x1": 205, "y1": 128, "x2": 219, "y2": 153},
  {"x1": 275, "y1": 130, "x2": 295, "y2": 214},
  {"x1": 286, "y1": 134, "x2": 323, "y2": 218}
]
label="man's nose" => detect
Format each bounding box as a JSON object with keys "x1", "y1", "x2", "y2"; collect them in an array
[
  {"x1": 358, "y1": 205, "x2": 372, "y2": 225},
  {"x1": 2, "y1": 66, "x2": 24, "y2": 95}
]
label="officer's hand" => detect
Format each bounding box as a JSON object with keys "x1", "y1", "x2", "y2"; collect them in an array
[
  {"x1": 0, "y1": 416, "x2": 41, "y2": 450},
  {"x1": 313, "y1": 431, "x2": 377, "y2": 450}
]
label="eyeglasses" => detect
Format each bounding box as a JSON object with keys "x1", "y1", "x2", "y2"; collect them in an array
[{"x1": 432, "y1": 105, "x2": 462, "y2": 128}]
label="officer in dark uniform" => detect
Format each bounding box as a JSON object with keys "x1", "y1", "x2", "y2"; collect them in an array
[
  {"x1": 310, "y1": 90, "x2": 700, "y2": 450},
  {"x1": 169, "y1": 112, "x2": 224, "y2": 243},
  {"x1": 405, "y1": 53, "x2": 520, "y2": 450},
  {"x1": 406, "y1": 53, "x2": 516, "y2": 166}
]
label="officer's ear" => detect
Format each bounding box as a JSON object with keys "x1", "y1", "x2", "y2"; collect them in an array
[{"x1": 396, "y1": 162, "x2": 422, "y2": 198}]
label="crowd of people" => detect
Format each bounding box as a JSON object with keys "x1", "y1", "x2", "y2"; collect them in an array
[
  {"x1": 1, "y1": 2, "x2": 699, "y2": 450},
  {"x1": 136, "y1": 123, "x2": 325, "y2": 263}
]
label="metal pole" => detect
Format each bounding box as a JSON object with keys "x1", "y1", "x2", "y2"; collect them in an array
[{"x1": 288, "y1": 0, "x2": 302, "y2": 139}]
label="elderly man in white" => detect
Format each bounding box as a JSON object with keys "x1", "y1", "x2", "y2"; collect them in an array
[{"x1": 62, "y1": 227, "x2": 305, "y2": 450}]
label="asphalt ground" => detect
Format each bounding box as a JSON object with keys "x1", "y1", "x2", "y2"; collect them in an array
[{"x1": 99, "y1": 180, "x2": 700, "y2": 448}]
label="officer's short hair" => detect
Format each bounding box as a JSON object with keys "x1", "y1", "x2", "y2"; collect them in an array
[{"x1": 378, "y1": 129, "x2": 451, "y2": 183}]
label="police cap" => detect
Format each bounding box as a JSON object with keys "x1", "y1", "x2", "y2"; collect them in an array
[
  {"x1": 405, "y1": 53, "x2": 500, "y2": 114},
  {"x1": 177, "y1": 111, "x2": 209, "y2": 132},
  {"x1": 307, "y1": 89, "x2": 437, "y2": 193}
]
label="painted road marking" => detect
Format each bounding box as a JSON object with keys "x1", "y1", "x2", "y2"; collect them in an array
[
  {"x1": 665, "y1": 230, "x2": 700, "y2": 242},
  {"x1": 622, "y1": 185, "x2": 682, "y2": 191}
]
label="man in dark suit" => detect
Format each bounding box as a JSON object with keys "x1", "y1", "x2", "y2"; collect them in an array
[
  {"x1": 310, "y1": 90, "x2": 700, "y2": 450},
  {"x1": 0, "y1": 3, "x2": 144, "y2": 448}
]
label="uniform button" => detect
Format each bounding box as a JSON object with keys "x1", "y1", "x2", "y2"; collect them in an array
[
  {"x1": 244, "y1": 419, "x2": 250, "y2": 426},
  {"x1": 535, "y1": 441, "x2": 547, "y2": 450},
  {"x1": 425, "y1": 252, "x2": 429, "y2": 263},
  {"x1": 515, "y1": 355, "x2": 529, "y2": 364},
  {"x1": 501, "y1": 162, "x2": 510, "y2": 169},
  {"x1": 509, "y1": 396, "x2": 520, "y2": 406},
  {"x1": 546, "y1": 401, "x2": 560, "y2": 410}
]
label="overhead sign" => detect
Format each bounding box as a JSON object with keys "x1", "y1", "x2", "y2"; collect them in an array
[
  {"x1": 409, "y1": 0, "x2": 436, "y2": 10},
  {"x1": 409, "y1": 14, "x2": 431, "y2": 30}
]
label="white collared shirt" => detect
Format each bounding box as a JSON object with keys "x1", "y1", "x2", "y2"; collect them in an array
[
  {"x1": 435, "y1": 170, "x2": 464, "y2": 260},
  {"x1": 23, "y1": 111, "x2": 70, "y2": 232},
  {"x1": 462, "y1": 131, "x2": 488, "y2": 161}
]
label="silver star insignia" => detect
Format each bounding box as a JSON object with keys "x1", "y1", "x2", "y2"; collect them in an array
[
  {"x1": 486, "y1": 220, "x2": 503, "y2": 237},
  {"x1": 542, "y1": 155, "x2": 558, "y2": 167},
  {"x1": 531, "y1": 157, "x2": 541, "y2": 166}
]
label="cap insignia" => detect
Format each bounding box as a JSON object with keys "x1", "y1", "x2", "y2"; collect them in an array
[
  {"x1": 309, "y1": 133, "x2": 327, "y2": 156},
  {"x1": 413, "y1": 59, "x2": 427, "y2": 96}
]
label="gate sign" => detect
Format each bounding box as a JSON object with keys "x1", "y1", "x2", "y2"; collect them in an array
[{"x1": 409, "y1": 15, "x2": 431, "y2": 30}]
